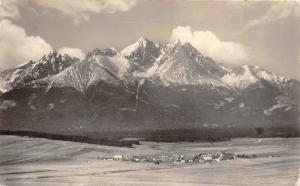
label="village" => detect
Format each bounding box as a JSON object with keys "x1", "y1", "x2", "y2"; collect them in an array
[{"x1": 101, "y1": 151, "x2": 258, "y2": 165}]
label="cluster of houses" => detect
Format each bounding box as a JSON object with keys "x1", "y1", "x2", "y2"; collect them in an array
[
  {"x1": 102, "y1": 152, "x2": 257, "y2": 164},
  {"x1": 192, "y1": 152, "x2": 237, "y2": 163}
]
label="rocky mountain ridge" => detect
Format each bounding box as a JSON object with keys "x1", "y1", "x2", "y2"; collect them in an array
[{"x1": 0, "y1": 37, "x2": 299, "y2": 140}]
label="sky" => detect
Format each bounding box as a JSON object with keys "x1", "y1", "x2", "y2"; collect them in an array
[{"x1": 0, "y1": 0, "x2": 299, "y2": 79}]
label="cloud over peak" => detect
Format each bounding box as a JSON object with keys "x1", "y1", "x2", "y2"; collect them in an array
[
  {"x1": 0, "y1": 19, "x2": 85, "y2": 71},
  {"x1": 0, "y1": 19, "x2": 52, "y2": 70},
  {"x1": 171, "y1": 26, "x2": 248, "y2": 65},
  {"x1": 58, "y1": 47, "x2": 85, "y2": 60}
]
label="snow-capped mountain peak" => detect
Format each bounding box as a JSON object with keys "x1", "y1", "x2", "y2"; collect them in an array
[
  {"x1": 120, "y1": 37, "x2": 161, "y2": 69},
  {"x1": 0, "y1": 51, "x2": 79, "y2": 92},
  {"x1": 121, "y1": 37, "x2": 150, "y2": 56},
  {"x1": 137, "y1": 36, "x2": 151, "y2": 47},
  {"x1": 153, "y1": 40, "x2": 230, "y2": 87}
]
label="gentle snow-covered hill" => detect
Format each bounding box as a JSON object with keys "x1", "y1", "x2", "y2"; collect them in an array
[{"x1": 222, "y1": 65, "x2": 291, "y2": 91}]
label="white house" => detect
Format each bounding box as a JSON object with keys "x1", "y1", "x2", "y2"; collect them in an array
[{"x1": 113, "y1": 154, "x2": 123, "y2": 160}]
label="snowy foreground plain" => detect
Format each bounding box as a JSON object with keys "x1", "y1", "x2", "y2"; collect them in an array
[{"x1": 0, "y1": 135, "x2": 299, "y2": 186}]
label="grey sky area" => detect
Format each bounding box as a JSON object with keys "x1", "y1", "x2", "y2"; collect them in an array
[{"x1": 0, "y1": 0, "x2": 299, "y2": 79}]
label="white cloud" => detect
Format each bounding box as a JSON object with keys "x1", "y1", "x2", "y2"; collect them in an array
[
  {"x1": 34, "y1": 0, "x2": 137, "y2": 24},
  {"x1": 0, "y1": 19, "x2": 52, "y2": 70},
  {"x1": 0, "y1": 0, "x2": 20, "y2": 19},
  {"x1": 58, "y1": 47, "x2": 85, "y2": 60},
  {"x1": 171, "y1": 26, "x2": 248, "y2": 65},
  {"x1": 0, "y1": 19, "x2": 87, "y2": 71},
  {"x1": 245, "y1": 1, "x2": 300, "y2": 29},
  {"x1": 1, "y1": 0, "x2": 138, "y2": 24}
]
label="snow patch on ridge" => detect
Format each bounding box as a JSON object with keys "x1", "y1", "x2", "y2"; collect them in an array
[
  {"x1": 222, "y1": 66, "x2": 259, "y2": 89},
  {"x1": 263, "y1": 95, "x2": 295, "y2": 115},
  {"x1": 0, "y1": 100, "x2": 16, "y2": 109}
]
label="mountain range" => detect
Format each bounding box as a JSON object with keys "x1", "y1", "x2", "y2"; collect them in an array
[{"x1": 0, "y1": 37, "x2": 299, "y2": 141}]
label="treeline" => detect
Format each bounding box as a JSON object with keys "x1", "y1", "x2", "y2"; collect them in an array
[
  {"x1": 0, "y1": 126, "x2": 298, "y2": 147},
  {"x1": 0, "y1": 130, "x2": 139, "y2": 147}
]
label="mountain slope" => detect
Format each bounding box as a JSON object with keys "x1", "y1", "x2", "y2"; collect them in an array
[{"x1": 154, "y1": 41, "x2": 229, "y2": 87}]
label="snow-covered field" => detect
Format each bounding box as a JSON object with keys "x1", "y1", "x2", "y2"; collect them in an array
[{"x1": 0, "y1": 135, "x2": 299, "y2": 186}]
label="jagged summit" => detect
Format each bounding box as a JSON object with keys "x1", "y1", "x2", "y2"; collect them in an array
[
  {"x1": 153, "y1": 40, "x2": 230, "y2": 86},
  {"x1": 39, "y1": 51, "x2": 77, "y2": 67},
  {"x1": 137, "y1": 36, "x2": 151, "y2": 45},
  {"x1": 0, "y1": 51, "x2": 79, "y2": 92},
  {"x1": 121, "y1": 37, "x2": 161, "y2": 69}
]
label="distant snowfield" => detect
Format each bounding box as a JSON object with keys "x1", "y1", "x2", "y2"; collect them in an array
[{"x1": 0, "y1": 136, "x2": 299, "y2": 186}]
